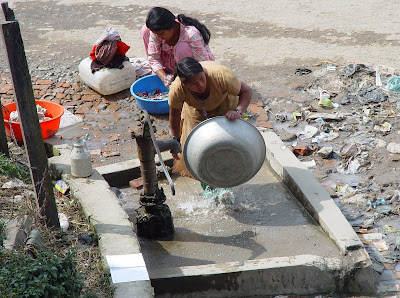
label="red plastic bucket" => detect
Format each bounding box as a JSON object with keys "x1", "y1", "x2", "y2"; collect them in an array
[{"x1": 2, "y1": 100, "x2": 64, "y2": 140}]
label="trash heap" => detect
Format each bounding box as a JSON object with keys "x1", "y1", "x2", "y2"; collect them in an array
[{"x1": 269, "y1": 63, "x2": 400, "y2": 280}]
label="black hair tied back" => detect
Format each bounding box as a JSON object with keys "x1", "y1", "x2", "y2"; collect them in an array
[{"x1": 177, "y1": 14, "x2": 211, "y2": 44}]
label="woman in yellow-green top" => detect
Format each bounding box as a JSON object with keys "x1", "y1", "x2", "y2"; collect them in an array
[{"x1": 168, "y1": 57, "x2": 252, "y2": 176}]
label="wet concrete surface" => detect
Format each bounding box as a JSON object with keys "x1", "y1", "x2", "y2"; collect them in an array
[{"x1": 117, "y1": 162, "x2": 341, "y2": 271}]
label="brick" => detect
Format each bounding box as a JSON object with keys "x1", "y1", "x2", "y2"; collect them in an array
[
  {"x1": 248, "y1": 106, "x2": 265, "y2": 115},
  {"x1": 82, "y1": 95, "x2": 101, "y2": 102},
  {"x1": 73, "y1": 83, "x2": 82, "y2": 92},
  {"x1": 90, "y1": 149, "x2": 101, "y2": 156},
  {"x1": 257, "y1": 121, "x2": 273, "y2": 129},
  {"x1": 42, "y1": 94, "x2": 54, "y2": 100},
  {"x1": 103, "y1": 151, "x2": 120, "y2": 158},
  {"x1": 75, "y1": 106, "x2": 92, "y2": 114},
  {"x1": 257, "y1": 113, "x2": 269, "y2": 121},
  {"x1": 40, "y1": 84, "x2": 50, "y2": 90},
  {"x1": 62, "y1": 82, "x2": 71, "y2": 88},
  {"x1": 107, "y1": 135, "x2": 119, "y2": 142},
  {"x1": 36, "y1": 80, "x2": 53, "y2": 85},
  {"x1": 32, "y1": 85, "x2": 41, "y2": 90},
  {"x1": 251, "y1": 100, "x2": 263, "y2": 106},
  {"x1": 129, "y1": 177, "x2": 143, "y2": 190},
  {"x1": 56, "y1": 93, "x2": 66, "y2": 99},
  {"x1": 0, "y1": 86, "x2": 12, "y2": 94},
  {"x1": 68, "y1": 100, "x2": 83, "y2": 106},
  {"x1": 82, "y1": 90, "x2": 100, "y2": 95},
  {"x1": 72, "y1": 94, "x2": 82, "y2": 101},
  {"x1": 92, "y1": 130, "x2": 106, "y2": 138},
  {"x1": 293, "y1": 142, "x2": 308, "y2": 156},
  {"x1": 107, "y1": 102, "x2": 121, "y2": 112},
  {"x1": 53, "y1": 87, "x2": 65, "y2": 94},
  {"x1": 383, "y1": 263, "x2": 396, "y2": 270}
]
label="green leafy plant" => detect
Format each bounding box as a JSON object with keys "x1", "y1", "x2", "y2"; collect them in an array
[
  {"x1": 0, "y1": 221, "x2": 5, "y2": 247},
  {"x1": 0, "y1": 155, "x2": 31, "y2": 183},
  {"x1": 0, "y1": 247, "x2": 84, "y2": 297}
]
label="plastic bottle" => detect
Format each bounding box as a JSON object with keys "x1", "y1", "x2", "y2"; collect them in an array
[
  {"x1": 58, "y1": 213, "x2": 69, "y2": 232},
  {"x1": 318, "y1": 89, "x2": 333, "y2": 109}
]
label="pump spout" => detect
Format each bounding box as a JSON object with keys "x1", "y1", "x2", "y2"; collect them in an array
[{"x1": 155, "y1": 138, "x2": 182, "y2": 154}]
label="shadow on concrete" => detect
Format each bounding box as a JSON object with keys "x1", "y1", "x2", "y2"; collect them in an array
[{"x1": 140, "y1": 227, "x2": 266, "y2": 270}]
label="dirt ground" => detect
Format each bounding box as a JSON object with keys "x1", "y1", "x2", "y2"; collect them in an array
[{"x1": 4, "y1": 0, "x2": 400, "y2": 295}]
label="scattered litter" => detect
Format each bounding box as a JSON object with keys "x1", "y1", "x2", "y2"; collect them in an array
[
  {"x1": 78, "y1": 232, "x2": 95, "y2": 245},
  {"x1": 363, "y1": 233, "x2": 383, "y2": 241},
  {"x1": 275, "y1": 114, "x2": 287, "y2": 122},
  {"x1": 300, "y1": 125, "x2": 319, "y2": 139},
  {"x1": 306, "y1": 112, "x2": 345, "y2": 121},
  {"x1": 318, "y1": 89, "x2": 334, "y2": 109},
  {"x1": 341, "y1": 194, "x2": 367, "y2": 207},
  {"x1": 373, "y1": 239, "x2": 389, "y2": 252},
  {"x1": 337, "y1": 184, "x2": 356, "y2": 198},
  {"x1": 337, "y1": 158, "x2": 361, "y2": 174},
  {"x1": 294, "y1": 68, "x2": 312, "y2": 76},
  {"x1": 55, "y1": 180, "x2": 69, "y2": 194},
  {"x1": 317, "y1": 147, "x2": 333, "y2": 158},
  {"x1": 387, "y1": 142, "x2": 400, "y2": 154},
  {"x1": 386, "y1": 76, "x2": 400, "y2": 93},
  {"x1": 2, "y1": 178, "x2": 28, "y2": 189},
  {"x1": 374, "y1": 122, "x2": 392, "y2": 133},
  {"x1": 366, "y1": 198, "x2": 389, "y2": 209},
  {"x1": 384, "y1": 225, "x2": 396, "y2": 233},
  {"x1": 292, "y1": 111, "x2": 302, "y2": 121},
  {"x1": 58, "y1": 213, "x2": 69, "y2": 232},
  {"x1": 292, "y1": 142, "x2": 308, "y2": 156},
  {"x1": 301, "y1": 159, "x2": 316, "y2": 168}
]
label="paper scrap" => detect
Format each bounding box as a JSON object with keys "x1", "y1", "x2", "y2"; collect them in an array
[{"x1": 106, "y1": 254, "x2": 149, "y2": 283}]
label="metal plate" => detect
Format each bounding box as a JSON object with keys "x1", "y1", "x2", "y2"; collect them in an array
[{"x1": 183, "y1": 116, "x2": 266, "y2": 188}]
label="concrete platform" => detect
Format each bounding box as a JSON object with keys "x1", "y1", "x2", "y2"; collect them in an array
[
  {"x1": 119, "y1": 166, "x2": 341, "y2": 268},
  {"x1": 48, "y1": 131, "x2": 376, "y2": 297}
]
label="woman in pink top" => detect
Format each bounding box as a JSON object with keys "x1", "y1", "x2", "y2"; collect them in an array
[{"x1": 142, "y1": 7, "x2": 215, "y2": 87}]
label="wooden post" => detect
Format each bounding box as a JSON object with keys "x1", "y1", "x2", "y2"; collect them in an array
[
  {"x1": 1, "y1": 3, "x2": 59, "y2": 228},
  {"x1": 0, "y1": 2, "x2": 11, "y2": 157}
]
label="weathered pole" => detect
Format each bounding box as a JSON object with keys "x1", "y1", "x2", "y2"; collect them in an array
[
  {"x1": 0, "y1": 3, "x2": 11, "y2": 157},
  {"x1": 1, "y1": 2, "x2": 59, "y2": 228}
]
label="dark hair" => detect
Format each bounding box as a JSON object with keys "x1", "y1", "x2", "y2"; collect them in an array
[
  {"x1": 146, "y1": 7, "x2": 211, "y2": 44},
  {"x1": 176, "y1": 57, "x2": 204, "y2": 84},
  {"x1": 146, "y1": 7, "x2": 176, "y2": 31},
  {"x1": 177, "y1": 14, "x2": 211, "y2": 44}
]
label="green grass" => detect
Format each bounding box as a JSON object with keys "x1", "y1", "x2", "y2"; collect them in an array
[{"x1": 0, "y1": 155, "x2": 31, "y2": 184}]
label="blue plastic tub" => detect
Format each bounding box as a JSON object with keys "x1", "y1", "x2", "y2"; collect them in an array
[{"x1": 130, "y1": 74, "x2": 170, "y2": 114}]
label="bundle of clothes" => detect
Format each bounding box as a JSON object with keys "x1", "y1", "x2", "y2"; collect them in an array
[
  {"x1": 90, "y1": 27, "x2": 130, "y2": 73},
  {"x1": 9, "y1": 105, "x2": 51, "y2": 122}
]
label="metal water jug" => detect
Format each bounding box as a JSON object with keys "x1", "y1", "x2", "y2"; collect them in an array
[{"x1": 70, "y1": 137, "x2": 92, "y2": 177}]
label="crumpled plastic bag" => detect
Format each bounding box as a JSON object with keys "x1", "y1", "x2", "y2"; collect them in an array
[{"x1": 386, "y1": 76, "x2": 400, "y2": 93}]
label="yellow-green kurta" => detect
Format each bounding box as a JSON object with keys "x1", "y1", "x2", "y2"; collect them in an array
[{"x1": 168, "y1": 60, "x2": 241, "y2": 176}]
